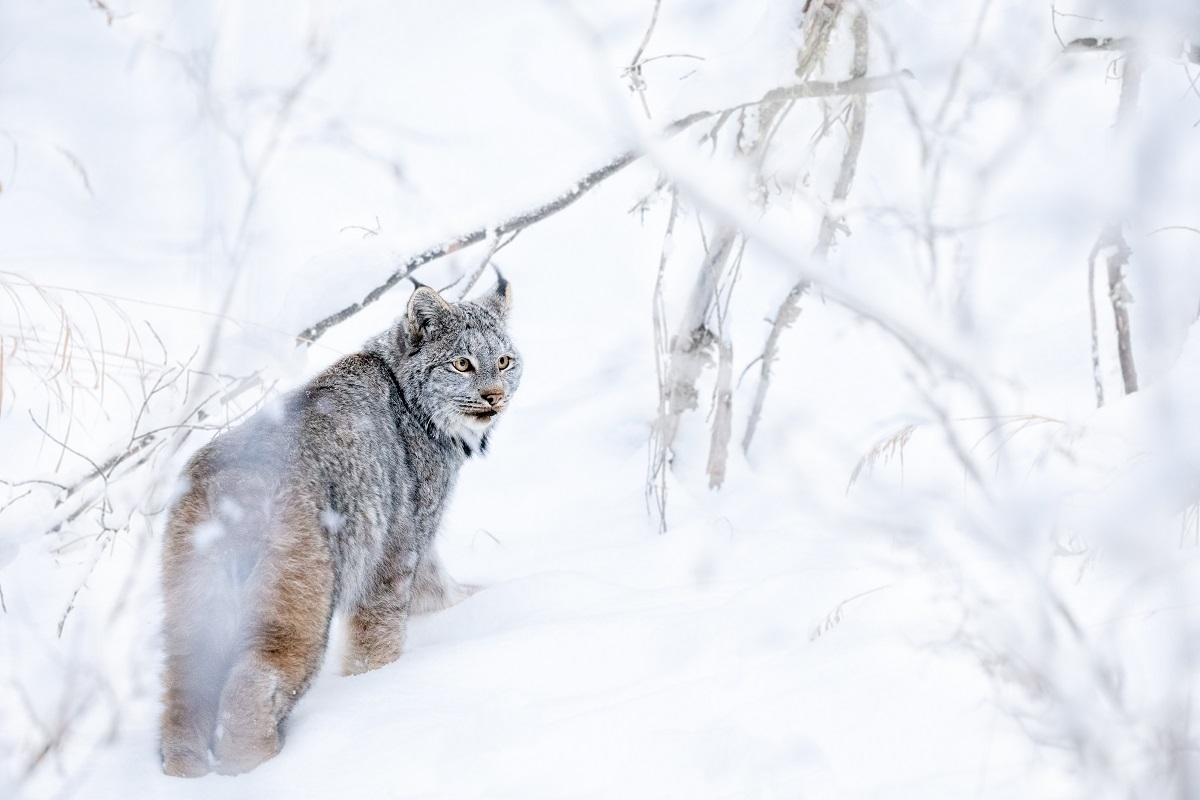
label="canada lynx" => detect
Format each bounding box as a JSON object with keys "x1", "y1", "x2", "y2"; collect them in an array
[{"x1": 159, "y1": 280, "x2": 521, "y2": 777}]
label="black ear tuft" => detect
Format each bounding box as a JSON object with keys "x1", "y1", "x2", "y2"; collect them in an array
[
  {"x1": 406, "y1": 285, "x2": 452, "y2": 342},
  {"x1": 483, "y1": 265, "x2": 512, "y2": 317}
]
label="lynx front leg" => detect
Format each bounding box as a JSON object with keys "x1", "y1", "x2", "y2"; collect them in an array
[
  {"x1": 211, "y1": 511, "x2": 335, "y2": 775},
  {"x1": 343, "y1": 567, "x2": 415, "y2": 676}
]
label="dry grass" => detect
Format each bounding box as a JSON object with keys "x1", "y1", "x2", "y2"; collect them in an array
[
  {"x1": 1181, "y1": 500, "x2": 1200, "y2": 548},
  {"x1": 847, "y1": 414, "x2": 1067, "y2": 493},
  {"x1": 810, "y1": 584, "x2": 890, "y2": 640},
  {"x1": 846, "y1": 423, "x2": 917, "y2": 492},
  {"x1": 0, "y1": 273, "x2": 290, "y2": 791}
]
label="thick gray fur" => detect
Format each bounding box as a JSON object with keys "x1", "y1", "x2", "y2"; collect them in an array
[{"x1": 159, "y1": 281, "x2": 520, "y2": 776}]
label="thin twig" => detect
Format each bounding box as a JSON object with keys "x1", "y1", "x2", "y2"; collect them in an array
[
  {"x1": 628, "y1": 0, "x2": 663, "y2": 69},
  {"x1": 647, "y1": 190, "x2": 680, "y2": 533},
  {"x1": 1049, "y1": 4, "x2": 1103, "y2": 49},
  {"x1": 624, "y1": 0, "x2": 665, "y2": 118},
  {"x1": 28, "y1": 411, "x2": 104, "y2": 480},
  {"x1": 451, "y1": 230, "x2": 518, "y2": 301},
  {"x1": 1148, "y1": 225, "x2": 1200, "y2": 237}
]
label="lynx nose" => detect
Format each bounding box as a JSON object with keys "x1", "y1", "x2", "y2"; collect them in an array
[{"x1": 481, "y1": 388, "x2": 505, "y2": 407}]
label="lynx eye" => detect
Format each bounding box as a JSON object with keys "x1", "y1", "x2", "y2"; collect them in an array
[
  {"x1": 497, "y1": 355, "x2": 511, "y2": 370},
  {"x1": 452, "y1": 357, "x2": 473, "y2": 373}
]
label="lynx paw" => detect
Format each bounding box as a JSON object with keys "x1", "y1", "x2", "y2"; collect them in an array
[
  {"x1": 410, "y1": 579, "x2": 483, "y2": 615},
  {"x1": 457, "y1": 582, "x2": 483, "y2": 600},
  {"x1": 211, "y1": 660, "x2": 285, "y2": 775},
  {"x1": 161, "y1": 746, "x2": 210, "y2": 778},
  {"x1": 212, "y1": 718, "x2": 281, "y2": 775}
]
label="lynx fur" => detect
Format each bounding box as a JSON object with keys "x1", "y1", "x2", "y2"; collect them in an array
[{"x1": 159, "y1": 280, "x2": 520, "y2": 777}]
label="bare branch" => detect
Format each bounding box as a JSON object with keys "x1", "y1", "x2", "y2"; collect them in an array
[{"x1": 624, "y1": 0, "x2": 665, "y2": 118}]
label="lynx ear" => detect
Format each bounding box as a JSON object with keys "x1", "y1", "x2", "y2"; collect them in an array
[
  {"x1": 481, "y1": 269, "x2": 512, "y2": 317},
  {"x1": 407, "y1": 285, "x2": 452, "y2": 341}
]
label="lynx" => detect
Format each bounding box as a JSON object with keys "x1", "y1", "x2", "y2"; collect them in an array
[{"x1": 159, "y1": 279, "x2": 521, "y2": 777}]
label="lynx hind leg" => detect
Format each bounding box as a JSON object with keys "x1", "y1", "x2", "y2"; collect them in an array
[
  {"x1": 410, "y1": 550, "x2": 481, "y2": 616},
  {"x1": 160, "y1": 483, "x2": 239, "y2": 778},
  {"x1": 212, "y1": 499, "x2": 335, "y2": 775},
  {"x1": 161, "y1": 631, "x2": 227, "y2": 778}
]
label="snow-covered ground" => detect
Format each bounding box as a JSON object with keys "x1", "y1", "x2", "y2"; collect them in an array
[{"x1": 4, "y1": 0, "x2": 1200, "y2": 797}]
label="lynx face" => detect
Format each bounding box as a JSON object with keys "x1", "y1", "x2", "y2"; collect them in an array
[{"x1": 401, "y1": 283, "x2": 522, "y2": 445}]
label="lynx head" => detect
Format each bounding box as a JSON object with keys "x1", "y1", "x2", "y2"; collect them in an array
[{"x1": 398, "y1": 277, "x2": 521, "y2": 451}]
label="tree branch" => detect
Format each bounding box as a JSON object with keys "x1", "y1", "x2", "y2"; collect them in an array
[
  {"x1": 296, "y1": 149, "x2": 640, "y2": 344},
  {"x1": 1065, "y1": 36, "x2": 1200, "y2": 64},
  {"x1": 296, "y1": 71, "x2": 911, "y2": 345}
]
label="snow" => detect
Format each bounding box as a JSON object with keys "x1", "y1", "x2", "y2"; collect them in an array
[
  {"x1": 3, "y1": 0, "x2": 1200, "y2": 798},
  {"x1": 80, "y1": 525, "x2": 1056, "y2": 799},
  {"x1": 192, "y1": 520, "x2": 225, "y2": 551}
]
